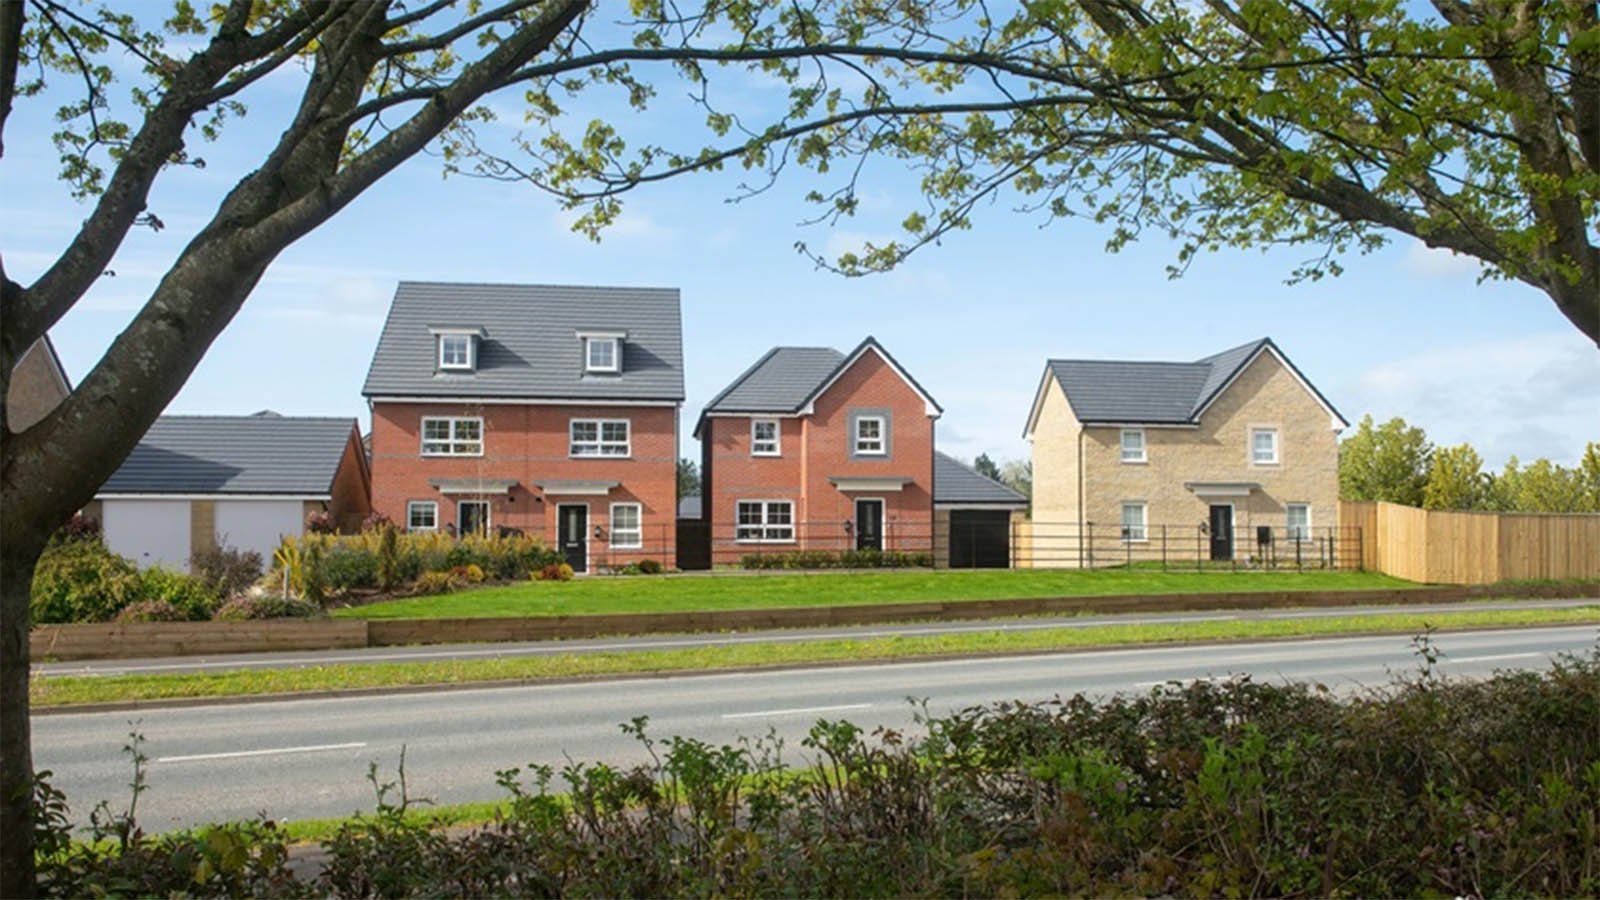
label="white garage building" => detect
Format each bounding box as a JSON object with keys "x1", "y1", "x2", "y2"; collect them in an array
[{"x1": 89, "y1": 413, "x2": 371, "y2": 572}]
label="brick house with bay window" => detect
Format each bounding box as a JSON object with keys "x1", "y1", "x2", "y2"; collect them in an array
[
  {"x1": 362, "y1": 282, "x2": 683, "y2": 572},
  {"x1": 693, "y1": 337, "x2": 941, "y2": 564}
]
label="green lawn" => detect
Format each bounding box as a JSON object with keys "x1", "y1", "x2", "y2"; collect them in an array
[
  {"x1": 34, "y1": 605, "x2": 1600, "y2": 707},
  {"x1": 333, "y1": 568, "x2": 1417, "y2": 620}
]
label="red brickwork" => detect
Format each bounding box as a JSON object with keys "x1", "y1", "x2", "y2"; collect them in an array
[
  {"x1": 371, "y1": 401, "x2": 677, "y2": 564},
  {"x1": 704, "y1": 348, "x2": 934, "y2": 554}
]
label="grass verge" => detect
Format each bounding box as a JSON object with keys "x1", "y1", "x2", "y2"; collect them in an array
[
  {"x1": 34, "y1": 604, "x2": 1600, "y2": 707},
  {"x1": 333, "y1": 569, "x2": 1418, "y2": 619}
]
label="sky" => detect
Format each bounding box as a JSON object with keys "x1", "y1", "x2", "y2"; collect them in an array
[{"x1": 3, "y1": 10, "x2": 1597, "y2": 471}]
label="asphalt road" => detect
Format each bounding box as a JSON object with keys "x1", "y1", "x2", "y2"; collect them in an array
[
  {"x1": 31, "y1": 624, "x2": 1597, "y2": 833},
  {"x1": 31, "y1": 597, "x2": 1599, "y2": 677}
]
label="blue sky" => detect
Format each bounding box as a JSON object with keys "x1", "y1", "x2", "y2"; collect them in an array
[{"x1": 4, "y1": 19, "x2": 1596, "y2": 470}]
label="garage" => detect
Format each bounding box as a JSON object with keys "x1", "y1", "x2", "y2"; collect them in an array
[
  {"x1": 102, "y1": 499, "x2": 191, "y2": 570},
  {"x1": 215, "y1": 500, "x2": 306, "y2": 567},
  {"x1": 948, "y1": 509, "x2": 1013, "y2": 568},
  {"x1": 933, "y1": 452, "x2": 1028, "y2": 569}
]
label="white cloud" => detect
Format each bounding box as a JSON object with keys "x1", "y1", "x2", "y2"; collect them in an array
[
  {"x1": 1401, "y1": 241, "x2": 1485, "y2": 280},
  {"x1": 1344, "y1": 331, "x2": 1600, "y2": 466},
  {"x1": 548, "y1": 206, "x2": 676, "y2": 244}
]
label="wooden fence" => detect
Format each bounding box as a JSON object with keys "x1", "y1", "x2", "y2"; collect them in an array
[{"x1": 1339, "y1": 500, "x2": 1600, "y2": 584}]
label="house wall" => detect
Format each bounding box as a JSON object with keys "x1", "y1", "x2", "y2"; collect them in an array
[
  {"x1": 1028, "y1": 377, "x2": 1083, "y2": 567},
  {"x1": 370, "y1": 401, "x2": 677, "y2": 565},
  {"x1": 328, "y1": 430, "x2": 373, "y2": 531},
  {"x1": 704, "y1": 350, "x2": 935, "y2": 555},
  {"x1": 1080, "y1": 351, "x2": 1340, "y2": 545},
  {"x1": 6, "y1": 338, "x2": 69, "y2": 432}
]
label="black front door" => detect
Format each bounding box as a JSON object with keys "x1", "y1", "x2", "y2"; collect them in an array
[
  {"x1": 458, "y1": 500, "x2": 490, "y2": 537},
  {"x1": 1209, "y1": 505, "x2": 1234, "y2": 560},
  {"x1": 559, "y1": 505, "x2": 588, "y2": 572},
  {"x1": 855, "y1": 499, "x2": 884, "y2": 551}
]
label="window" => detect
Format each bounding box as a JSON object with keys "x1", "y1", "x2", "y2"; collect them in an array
[
  {"x1": 1251, "y1": 428, "x2": 1279, "y2": 464},
  {"x1": 1120, "y1": 428, "x2": 1146, "y2": 463},
  {"x1": 406, "y1": 501, "x2": 438, "y2": 532},
  {"x1": 420, "y1": 416, "x2": 483, "y2": 456},
  {"x1": 585, "y1": 337, "x2": 619, "y2": 373},
  {"x1": 458, "y1": 500, "x2": 491, "y2": 536},
  {"x1": 438, "y1": 334, "x2": 473, "y2": 370},
  {"x1": 609, "y1": 503, "x2": 642, "y2": 548},
  {"x1": 751, "y1": 419, "x2": 780, "y2": 456},
  {"x1": 570, "y1": 418, "x2": 631, "y2": 457},
  {"x1": 736, "y1": 500, "x2": 794, "y2": 542},
  {"x1": 1121, "y1": 502, "x2": 1147, "y2": 542},
  {"x1": 854, "y1": 416, "x2": 885, "y2": 455},
  {"x1": 1286, "y1": 503, "x2": 1311, "y2": 541}
]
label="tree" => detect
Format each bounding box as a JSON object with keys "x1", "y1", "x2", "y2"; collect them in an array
[
  {"x1": 1000, "y1": 459, "x2": 1033, "y2": 504},
  {"x1": 677, "y1": 458, "x2": 701, "y2": 498},
  {"x1": 2, "y1": 0, "x2": 1596, "y2": 888},
  {"x1": 973, "y1": 453, "x2": 1001, "y2": 482},
  {"x1": 1485, "y1": 455, "x2": 1597, "y2": 512},
  {"x1": 1339, "y1": 415, "x2": 1433, "y2": 506},
  {"x1": 1423, "y1": 443, "x2": 1486, "y2": 510}
]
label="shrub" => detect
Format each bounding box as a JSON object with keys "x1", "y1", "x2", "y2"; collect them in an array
[
  {"x1": 410, "y1": 570, "x2": 462, "y2": 596},
  {"x1": 536, "y1": 562, "x2": 575, "y2": 582},
  {"x1": 134, "y1": 567, "x2": 218, "y2": 620},
  {"x1": 322, "y1": 544, "x2": 379, "y2": 592},
  {"x1": 361, "y1": 511, "x2": 394, "y2": 531},
  {"x1": 53, "y1": 513, "x2": 102, "y2": 542},
  {"x1": 449, "y1": 563, "x2": 486, "y2": 583},
  {"x1": 114, "y1": 599, "x2": 183, "y2": 623},
  {"x1": 189, "y1": 542, "x2": 264, "y2": 599},
  {"x1": 30, "y1": 538, "x2": 139, "y2": 624},
  {"x1": 736, "y1": 549, "x2": 932, "y2": 570},
  {"x1": 637, "y1": 558, "x2": 664, "y2": 575},
  {"x1": 375, "y1": 525, "x2": 400, "y2": 591},
  {"x1": 213, "y1": 593, "x2": 321, "y2": 620},
  {"x1": 305, "y1": 510, "x2": 336, "y2": 534}
]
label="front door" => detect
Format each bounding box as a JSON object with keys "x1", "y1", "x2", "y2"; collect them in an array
[
  {"x1": 1209, "y1": 505, "x2": 1234, "y2": 560},
  {"x1": 558, "y1": 504, "x2": 588, "y2": 573},
  {"x1": 855, "y1": 499, "x2": 884, "y2": 551},
  {"x1": 458, "y1": 500, "x2": 490, "y2": 537}
]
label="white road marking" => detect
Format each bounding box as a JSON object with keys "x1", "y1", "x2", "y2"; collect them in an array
[
  {"x1": 1449, "y1": 652, "x2": 1540, "y2": 664},
  {"x1": 722, "y1": 703, "x2": 872, "y2": 720},
  {"x1": 155, "y1": 742, "x2": 367, "y2": 764}
]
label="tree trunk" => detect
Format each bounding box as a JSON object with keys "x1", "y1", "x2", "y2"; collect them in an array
[{"x1": 0, "y1": 540, "x2": 41, "y2": 898}]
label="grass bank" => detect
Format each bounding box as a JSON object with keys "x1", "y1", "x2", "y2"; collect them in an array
[
  {"x1": 34, "y1": 604, "x2": 1600, "y2": 707},
  {"x1": 333, "y1": 569, "x2": 1416, "y2": 620}
]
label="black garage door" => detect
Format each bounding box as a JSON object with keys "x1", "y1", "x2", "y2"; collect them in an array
[{"x1": 949, "y1": 510, "x2": 1012, "y2": 568}]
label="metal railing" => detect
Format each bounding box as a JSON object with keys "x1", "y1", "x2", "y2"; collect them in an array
[{"x1": 1012, "y1": 521, "x2": 1362, "y2": 570}]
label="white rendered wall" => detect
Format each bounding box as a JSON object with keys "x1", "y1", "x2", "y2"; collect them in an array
[{"x1": 102, "y1": 500, "x2": 192, "y2": 571}]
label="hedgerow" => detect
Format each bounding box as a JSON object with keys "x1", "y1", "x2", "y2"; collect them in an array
[{"x1": 33, "y1": 642, "x2": 1600, "y2": 897}]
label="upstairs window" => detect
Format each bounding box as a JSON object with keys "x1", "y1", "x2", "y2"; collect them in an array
[
  {"x1": 571, "y1": 418, "x2": 631, "y2": 457},
  {"x1": 1251, "y1": 427, "x2": 1279, "y2": 465},
  {"x1": 420, "y1": 416, "x2": 483, "y2": 456},
  {"x1": 578, "y1": 330, "x2": 624, "y2": 373},
  {"x1": 439, "y1": 334, "x2": 472, "y2": 370},
  {"x1": 1120, "y1": 428, "x2": 1146, "y2": 463},
  {"x1": 854, "y1": 416, "x2": 886, "y2": 455},
  {"x1": 751, "y1": 419, "x2": 780, "y2": 456}
]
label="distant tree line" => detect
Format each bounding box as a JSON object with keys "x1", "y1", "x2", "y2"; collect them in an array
[{"x1": 1339, "y1": 416, "x2": 1600, "y2": 513}]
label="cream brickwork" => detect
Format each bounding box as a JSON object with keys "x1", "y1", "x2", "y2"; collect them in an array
[
  {"x1": 1027, "y1": 377, "x2": 1083, "y2": 567},
  {"x1": 1079, "y1": 351, "x2": 1339, "y2": 545}
]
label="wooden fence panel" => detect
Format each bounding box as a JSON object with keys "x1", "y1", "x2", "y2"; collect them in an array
[
  {"x1": 1338, "y1": 501, "x2": 1377, "y2": 570},
  {"x1": 1356, "y1": 501, "x2": 1599, "y2": 585}
]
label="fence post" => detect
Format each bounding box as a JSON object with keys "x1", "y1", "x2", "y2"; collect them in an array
[
  {"x1": 1161, "y1": 525, "x2": 1167, "y2": 570},
  {"x1": 1085, "y1": 522, "x2": 1094, "y2": 568},
  {"x1": 1295, "y1": 531, "x2": 1302, "y2": 570}
]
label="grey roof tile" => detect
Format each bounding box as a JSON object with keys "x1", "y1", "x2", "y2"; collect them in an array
[
  {"x1": 934, "y1": 452, "x2": 1027, "y2": 504},
  {"x1": 1043, "y1": 337, "x2": 1343, "y2": 426},
  {"x1": 362, "y1": 282, "x2": 684, "y2": 401},
  {"x1": 99, "y1": 415, "x2": 357, "y2": 495},
  {"x1": 702, "y1": 346, "x2": 846, "y2": 413}
]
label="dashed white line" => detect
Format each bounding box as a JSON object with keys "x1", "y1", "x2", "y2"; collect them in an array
[
  {"x1": 722, "y1": 703, "x2": 872, "y2": 720},
  {"x1": 1449, "y1": 652, "x2": 1540, "y2": 664},
  {"x1": 156, "y1": 741, "x2": 367, "y2": 763}
]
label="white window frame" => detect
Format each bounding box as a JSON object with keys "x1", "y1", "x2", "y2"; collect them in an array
[
  {"x1": 420, "y1": 416, "x2": 483, "y2": 457},
  {"x1": 854, "y1": 415, "x2": 886, "y2": 456},
  {"x1": 751, "y1": 419, "x2": 780, "y2": 456},
  {"x1": 735, "y1": 499, "x2": 796, "y2": 543},
  {"x1": 1251, "y1": 427, "x2": 1280, "y2": 465},
  {"x1": 438, "y1": 334, "x2": 474, "y2": 370},
  {"x1": 1286, "y1": 503, "x2": 1312, "y2": 541},
  {"x1": 1120, "y1": 502, "x2": 1148, "y2": 543},
  {"x1": 569, "y1": 418, "x2": 631, "y2": 457},
  {"x1": 1120, "y1": 428, "x2": 1146, "y2": 463},
  {"x1": 609, "y1": 502, "x2": 643, "y2": 549},
  {"x1": 585, "y1": 337, "x2": 620, "y2": 373},
  {"x1": 406, "y1": 500, "x2": 438, "y2": 532}
]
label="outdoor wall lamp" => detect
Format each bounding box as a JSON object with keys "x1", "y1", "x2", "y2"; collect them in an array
[{"x1": 593, "y1": 525, "x2": 605, "y2": 539}]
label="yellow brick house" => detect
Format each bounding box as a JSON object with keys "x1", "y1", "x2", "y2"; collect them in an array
[{"x1": 1021, "y1": 338, "x2": 1348, "y2": 567}]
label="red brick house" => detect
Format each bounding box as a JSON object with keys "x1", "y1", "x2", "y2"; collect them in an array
[
  {"x1": 362, "y1": 282, "x2": 684, "y2": 572},
  {"x1": 693, "y1": 337, "x2": 941, "y2": 563}
]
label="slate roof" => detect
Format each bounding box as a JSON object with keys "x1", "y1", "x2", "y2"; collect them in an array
[
  {"x1": 933, "y1": 452, "x2": 1027, "y2": 505},
  {"x1": 99, "y1": 415, "x2": 358, "y2": 495},
  {"x1": 1039, "y1": 338, "x2": 1346, "y2": 427},
  {"x1": 362, "y1": 282, "x2": 684, "y2": 401}
]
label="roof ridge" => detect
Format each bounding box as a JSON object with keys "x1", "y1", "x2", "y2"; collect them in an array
[
  {"x1": 397, "y1": 280, "x2": 679, "y2": 292},
  {"x1": 154, "y1": 414, "x2": 357, "y2": 422},
  {"x1": 1047, "y1": 357, "x2": 1207, "y2": 367}
]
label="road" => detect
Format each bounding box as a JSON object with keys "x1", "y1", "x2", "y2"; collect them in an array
[
  {"x1": 31, "y1": 597, "x2": 1599, "y2": 677},
  {"x1": 31, "y1": 624, "x2": 1596, "y2": 833}
]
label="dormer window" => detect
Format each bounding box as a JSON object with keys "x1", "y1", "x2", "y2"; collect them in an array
[
  {"x1": 429, "y1": 326, "x2": 484, "y2": 372},
  {"x1": 577, "y1": 330, "x2": 626, "y2": 374}
]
